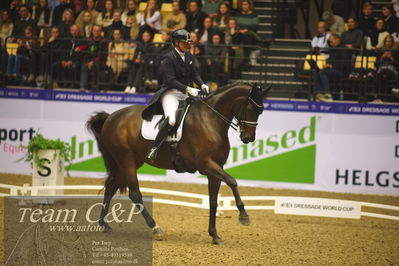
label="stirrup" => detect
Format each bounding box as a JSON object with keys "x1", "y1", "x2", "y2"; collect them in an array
[{"x1": 147, "y1": 147, "x2": 158, "y2": 161}]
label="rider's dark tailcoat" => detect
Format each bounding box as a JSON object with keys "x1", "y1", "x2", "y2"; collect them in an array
[{"x1": 141, "y1": 48, "x2": 204, "y2": 121}]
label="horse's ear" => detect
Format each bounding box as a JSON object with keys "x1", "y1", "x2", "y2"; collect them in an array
[
  {"x1": 251, "y1": 83, "x2": 261, "y2": 96},
  {"x1": 261, "y1": 85, "x2": 272, "y2": 99}
]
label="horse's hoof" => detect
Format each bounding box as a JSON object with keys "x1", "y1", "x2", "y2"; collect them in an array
[
  {"x1": 239, "y1": 215, "x2": 250, "y2": 226},
  {"x1": 100, "y1": 222, "x2": 113, "y2": 233},
  {"x1": 212, "y1": 238, "x2": 224, "y2": 245},
  {"x1": 102, "y1": 225, "x2": 113, "y2": 233},
  {"x1": 152, "y1": 227, "x2": 164, "y2": 241}
]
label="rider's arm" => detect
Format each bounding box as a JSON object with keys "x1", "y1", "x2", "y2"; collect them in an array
[{"x1": 163, "y1": 57, "x2": 188, "y2": 93}]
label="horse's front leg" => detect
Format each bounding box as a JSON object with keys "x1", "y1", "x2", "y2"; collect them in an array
[
  {"x1": 207, "y1": 176, "x2": 223, "y2": 245},
  {"x1": 202, "y1": 161, "x2": 250, "y2": 226}
]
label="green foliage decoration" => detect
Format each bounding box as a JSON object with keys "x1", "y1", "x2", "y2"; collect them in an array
[{"x1": 21, "y1": 133, "x2": 71, "y2": 169}]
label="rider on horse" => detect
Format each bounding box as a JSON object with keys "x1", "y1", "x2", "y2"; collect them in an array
[{"x1": 142, "y1": 29, "x2": 210, "y2": 161}]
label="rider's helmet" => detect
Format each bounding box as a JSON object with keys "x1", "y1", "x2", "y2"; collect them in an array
[{"x1": 171, "y1": 29, "x2": 192, "y2": 45}]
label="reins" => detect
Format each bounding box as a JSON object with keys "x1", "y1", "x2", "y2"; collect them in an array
[
  {"x1": 198, "y1": 98, "x2": 240, "y2": 132},
  {"x1": 196, "y1": 95, "x2": 260, "y2": 133}
]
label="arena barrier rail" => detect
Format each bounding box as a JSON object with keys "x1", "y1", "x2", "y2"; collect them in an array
[{"x1": 0, "y1": 184, "x2": 398, "y2": 221}]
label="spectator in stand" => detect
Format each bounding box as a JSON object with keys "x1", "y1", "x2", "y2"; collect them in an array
[
  {"x1": 35, "y1": 26, "x2": 59, "y2": 85},
  {"x1": 32, "y1": 0, "x2": 53, "y2": 36},
  {"x1": 53, "y1": 24, "x2": 83, "y2": 88},
  {"x1": 236, "y1": 0, "x2": 259, "y2": 33},
  {"x1": 76, "y1": 0, "x2": 99, "y2": 27},
  {"x1": 121, "y1": 0, "x2": 138, "y2": 26},
  {"x1": 205, "y1": 33, "x2": 226, "y2": 87},
  {"x1": 186, "y1": 0, "x2": 206, "y2": 33},
  {"x1": 125, "y1": 40, "x2": 142, "y2": 93},
  {"x1": 125, "y1": 13, "x2": 139, "y2": 40},
  {"x1": 202, "y1": 0, "x2": 223, "y2": 19},
  {"x1": 214, "y1": 2, "x2": 231, "y2": 32},
  {"x1": 162, "y1": 0, "x2": 186, "y2": 33},
  {"x1": 382, "y1": 4, "x2": 399, "y2": 34},
  {"x1": 341, "y1": 16, "x2": 363, "y2": 51},
  {"x1": 198, "y1": 16, "x2": 217, "y2": 44},
  {"x1": 52, "y1": 0, "x2": 73, "y2": 27},
  {"x1": 225, "y1": 17, "x2": 244, "y2": 78},
  {"x1": 106, "y1": 28, "x2": 129, "y2": 84},
  {"x1": 322, "y1": 10, "x2": 345, "y2": 35},
  {"x1": 46, "y1": 26, "x2": 63, "y2": 87},
  {"x1": 58, "y1": 8, "x2": 75, "y2": 37},
  {"x1": 313, "y1": 33, "x2": 352, "y2": 102},
  {"x1": 311, "y1": 21, "x2": 331, "y2": 58},
  {"x1": 366, "y1": 18, "x2": 390, "y2": 54},
  {"x1": 137, "y1": 0, "x2": 161, "y2": 35},
  {"x1": 189, "y1": 31, "x2": 204, "y2": 72},
  {"x1": 236, "y1": 0, "x2": 262, "y2": 55},
  {"x1": 126, "y1": 30, "x2": 169, "y2": 93},
  {"x1": 96, "y1": 0, "x2": 125, "y2": 11},
  {"x1": 139, "y1": 30, "x2": 157, "y2": 91},
  {"x1": 9, "y1": 0, "x2": 22, "y2": 21},
  {"x1": 104, "y1": 10, "x2": 130, "y2": 40},
  {"x1": 12, "y1": 5, "x2": 37, "y2": 36},
  {"x1": 375, "y1": 35, "x2": 399, "y2": 101},
  {"x1": 96, "y1": 0, "x2": 114, "y2": 28},
  {"x1": 76, "y1": 10, "x2": 94, "y2": 38},
  {"x1": 154, "y1": 31, "x2": 172, "y2": 61},
  {"x1": 6, "y1": 26, "x2": 39, "y2": 81},
  {"x1": 0, "y1": 10, "x2": 14, "y2": 47},
  {"x1": 0, "y1": 10, "x2": 14, "y2": 74},
  {"x1": 358, "y1": 2, "x2": 376, "y2": 37},
  {"x1": 80, "y1": 24, "x2": 108, "y2": 91}
]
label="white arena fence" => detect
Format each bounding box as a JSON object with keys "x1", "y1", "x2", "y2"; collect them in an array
[{"x1": 0, "y1": 184, "x2": 398, "y2": 221}]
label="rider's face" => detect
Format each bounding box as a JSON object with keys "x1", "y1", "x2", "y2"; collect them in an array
[{"x1": 178, "y1": 40, "x2": 190, "y2": 52}]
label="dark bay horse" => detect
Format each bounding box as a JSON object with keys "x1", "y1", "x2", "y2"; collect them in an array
[{"x1": 87, "y1": 82, "x2": 270, "y2": 245}]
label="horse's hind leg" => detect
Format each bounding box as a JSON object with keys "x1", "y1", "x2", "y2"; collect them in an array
[
  {"x1": 99, "y1": 180, "x2": 118, "y2": 232},
  {"x1": 123, "y1": 160, "x2": 164, "y2": 240}
]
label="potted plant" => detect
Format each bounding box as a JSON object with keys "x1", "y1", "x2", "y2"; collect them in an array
[{"x1": 21, "y1": 133, "x2": 71, "y2": 195}]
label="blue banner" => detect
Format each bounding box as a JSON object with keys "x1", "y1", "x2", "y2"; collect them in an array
[{"x1": 1, "y1": 87, "x2": 398, "y2": 116}]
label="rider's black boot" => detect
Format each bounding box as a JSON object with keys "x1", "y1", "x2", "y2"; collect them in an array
[{"x1": 147, "y1": 117, "x2": 173, "y2": 161}]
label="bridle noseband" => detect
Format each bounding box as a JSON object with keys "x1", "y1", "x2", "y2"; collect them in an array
[{"x1": 237, "y1": 95, "x2": 264, "y2": 130}]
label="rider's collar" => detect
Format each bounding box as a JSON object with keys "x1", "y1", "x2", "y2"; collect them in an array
[{"x1": 174, "y1": 47, "x2": 185, "y2": 61}]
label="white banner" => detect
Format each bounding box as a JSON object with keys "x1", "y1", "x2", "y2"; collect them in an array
[{"x1": 274, "y1": 197, "x2": 361, "y2": 219}]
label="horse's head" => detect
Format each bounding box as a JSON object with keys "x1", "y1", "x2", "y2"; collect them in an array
[{"x1": 236, "y1": 84, "x2": 271, "y2": 144}]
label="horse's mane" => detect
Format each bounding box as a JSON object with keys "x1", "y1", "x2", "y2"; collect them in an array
[{"x1": 206, "y1": 82, "x2": 251, "y2": 98}]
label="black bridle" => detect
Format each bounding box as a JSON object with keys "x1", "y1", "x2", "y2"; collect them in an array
[{"x1": 198, "y1": 89, "x2": 264, "y2": 133}]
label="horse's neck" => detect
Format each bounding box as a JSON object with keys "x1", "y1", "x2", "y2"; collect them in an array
[{"x1": 208, "y1": 86, "x2": 249, "y2": 120}]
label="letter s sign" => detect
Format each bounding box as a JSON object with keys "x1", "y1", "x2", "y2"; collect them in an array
[{"x1": 37, "y1": 158, "x2": 51, "y2": 177}]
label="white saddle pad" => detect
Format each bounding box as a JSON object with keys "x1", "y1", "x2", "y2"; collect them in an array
[{"x1": 141, "y1": 105, "x2": 190, "y2": 142}]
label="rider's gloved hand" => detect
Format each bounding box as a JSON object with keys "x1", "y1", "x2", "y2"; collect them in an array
[
  {"x1": 201, "y1": 84, "x2": 210, "y2": 95},
  {"x1": 186, "y1": 86, "x2": 200, "y2": 97}
]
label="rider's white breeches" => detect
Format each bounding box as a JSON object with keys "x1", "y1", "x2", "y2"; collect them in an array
[{"x1": 161, "y1": 89, "x2": 188, "y2": 126}]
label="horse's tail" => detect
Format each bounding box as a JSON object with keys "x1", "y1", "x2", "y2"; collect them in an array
[{"x1": 86, "y1": 112, "x2": 118, "y2": 189}]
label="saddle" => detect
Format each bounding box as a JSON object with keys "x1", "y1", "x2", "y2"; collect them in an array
[{"x1": 141, "y1": 100, "x2": 190, "y2": 142}]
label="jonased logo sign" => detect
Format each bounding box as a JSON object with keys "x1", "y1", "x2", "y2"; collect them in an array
[{"x1": 226, "y1": 116, "x2": 317, "y2": 184}]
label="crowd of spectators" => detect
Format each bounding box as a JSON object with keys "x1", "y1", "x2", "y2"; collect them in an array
[
  {"x1": 311, "y1": 1, "x2": 399, "y2": 102},
  {"x1": 0, "y1": 0, "x2": 262, "y2": 93}
]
